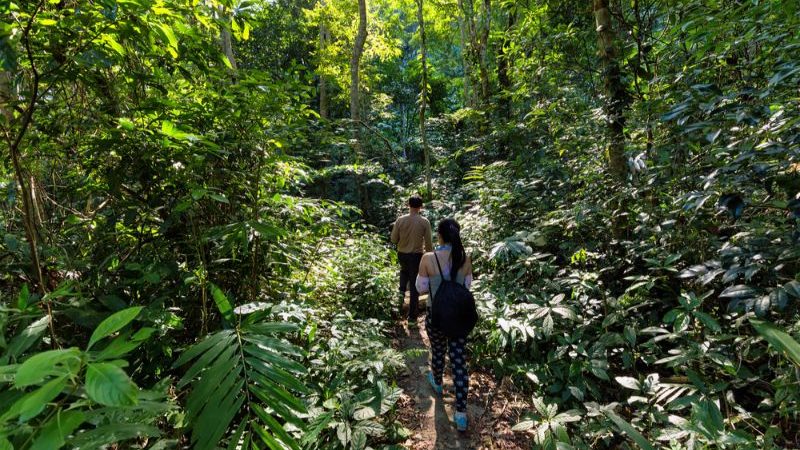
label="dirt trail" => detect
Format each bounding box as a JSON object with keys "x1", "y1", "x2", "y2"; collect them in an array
[{"x1": 393, "y1": 295, "x2": 529, "y2": 450}]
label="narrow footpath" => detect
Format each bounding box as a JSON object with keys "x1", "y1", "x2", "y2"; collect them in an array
[{"x1": 393, "y1": 295, "x2": 529, "y2": 449}]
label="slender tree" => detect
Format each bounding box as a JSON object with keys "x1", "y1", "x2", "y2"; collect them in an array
[
  {"x1": 477, "y1": 0, "x2": 491, "y2": 102},
  {"x1": 350, "y1": 0, "x2": 368, "y2": 160},
  {"x1": 318, "y1": 0, "x2": 329, "y2": 119},
  {"x1": 457, "y1": 0, "x2": 473, "y2": 107},
  {"x1": 2, "y1": 1, "x2": 46, "y2": 294},
  {"x1": 220, "y1": 7, "x2": 238, "y2": 70},
  {"x1": 461, "y1": 0, "x2": 491, "y2": 104},
  {"x1": 593, "y1": 0, "x2": 628, "y2": 178},
  {"x1": 350, "y1": 0, "x2": 369, "y2": 215},
  {"x1": 497, "y1": 2, "x2": 516, "y2": 119},
  {"x1": 417, "y1": 0, "x2": 432, "y2": 197}
]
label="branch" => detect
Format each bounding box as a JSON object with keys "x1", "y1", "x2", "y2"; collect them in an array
[
  {"x1": 9, "y1": 0, "x2": 46, "y2": 155},
  {"x1": 8, "y1": 0, "x2": 47, "y2": 296}
]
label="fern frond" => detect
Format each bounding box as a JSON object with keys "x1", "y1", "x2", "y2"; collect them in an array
[{"x1": 175, "y1": 319, "x2": 308, "y2": 450}]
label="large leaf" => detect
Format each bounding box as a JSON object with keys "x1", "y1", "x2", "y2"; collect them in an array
[
  {"x1": 784, "y1": 281, "x2": 800, "y2": 298},
  {"x1": 2, "y1": 316, "x2": 51, "y2": 364},
  {"x1": 87, "y1": 306, "x2": 144, "y2": 350},
  {"x1": 68, "y1": 423, "x2": 160, "y2": 449},
  {"x1": 31, "y1": 410, "x2": 85, "y2": 450},
  {"x1": 210, "y1": 283, "x2": 234, "y2": 324},
  {"x1": 751, "y1": 319, "x2": 800, "y2": 367},
  {"x1": 615, "y1": 376, "x2": 641, "y2": 390},
  {"x1": 719, "y1": 285, "x2": 756, "y2": 299},
  {"x1": 604, "y1": 410, "x2": 656, "y2": 450},
  {"x1": 176, "y1": 322, "x2": 306, "y2": 450},
  {"x1": 692, "y1": 399, "x2": 724, "y2": 438},
  {"x1": 85, "y1": 362, "x2": 138, "y2": 406},
  {"x1": 3, "y1": 376, "x2": 68, "y2": 422},
  {"x1": 15, "y1": 348, "x2": 81, "y2": 388},
  {"x1": 252, "y1": 404, "x2": 300, "y2": 450},
  {"x1": 96, "y1": 327, "x2": 156, "y2": 361}
]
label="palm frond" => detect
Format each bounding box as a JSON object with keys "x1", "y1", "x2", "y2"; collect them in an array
[{"x1": 175, "y1": 312, "x2": 308, "y2": 450}]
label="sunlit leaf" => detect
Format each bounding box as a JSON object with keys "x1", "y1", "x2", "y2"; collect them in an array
[
  {"x1": 88, "y1": 307, "x2": 144, "y2": 350},
  {"x1": 751, "y1": 319, "x2": 800, "y2": 367}
]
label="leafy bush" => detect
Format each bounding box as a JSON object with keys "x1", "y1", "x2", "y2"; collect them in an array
[
  {"x1": 303, "y1": 230, "x2": 398, "y2": 321},
  {"x1": 303, "y1": 313, "x2": 407, "y2": 449},
  {"x1": 0, "y1": 306, "x2": 176, "y2": 449}
]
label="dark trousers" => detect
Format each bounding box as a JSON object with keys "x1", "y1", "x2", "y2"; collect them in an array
[
  {"x1": 398, "y1": 252, "x2": 423, "y2": 319},
  {"x1": 426, "y1": 309, "x2": 469, "y2": 412}
]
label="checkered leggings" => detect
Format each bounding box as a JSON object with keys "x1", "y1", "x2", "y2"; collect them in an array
[{"x1": 426, "y1": 310, "x2": 469, "y2": 412}]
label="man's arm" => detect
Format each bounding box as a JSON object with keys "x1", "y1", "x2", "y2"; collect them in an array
[
  {"x1": 423, "y1": 219, "x2": 433, "y2": 252},
  {"x1": 390, "y1": 218, "x2": 400, "y2": 244}
]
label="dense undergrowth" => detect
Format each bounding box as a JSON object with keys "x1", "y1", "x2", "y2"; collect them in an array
[
  {"x1": 1, "y1": 212, "x2": 407, "y2": 449},
  {"x1": 418, "y1": 2, "x2": 800, "y2": 446},
  {"x1": 0, "y1": 1, "x2": 408, "y2": 447},
  {"x1": 3, "y1": 0, "x2": 800, "y2": 449},
  {"x1": 453, "y1": 157, "x2": 799, "y2": 448}
]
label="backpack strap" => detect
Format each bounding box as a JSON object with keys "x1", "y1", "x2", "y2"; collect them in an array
[{"x1": 432, "y1": 252, "x2": 447, "y2": 280}]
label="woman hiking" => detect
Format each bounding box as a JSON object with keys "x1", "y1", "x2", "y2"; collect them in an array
[{"x1": 415, "y1": 218, "x2": 474, "y2": 432}]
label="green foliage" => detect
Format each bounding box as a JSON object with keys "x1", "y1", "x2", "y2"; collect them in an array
[
  {"x1": 423, "y1": 1, "x2": 800, "y2": 446},
  {"x1": 304, "y1": 0, "x2": 402, "y2": 107},
  {"x1": 751, "y1": 319, "x2": 800, "y2": 367},
  {"x1": 303, "y1": 230, "x2": 398, "y2": 320},
  {"x1": 303, "y1": 313, "x2": 406, "y2": 449},
  {"x1": 512, "y1": 397, "x2": 582, "y2": 449},
  {"x1": 0, "y1": 307, "x2": 173, "y2": 449},
  {"x1": 173, "y1": 298, "x2": 308, "y2": 450},
  {"x1": 2, "y1": 0, "x2": 800, "y2": 447}
]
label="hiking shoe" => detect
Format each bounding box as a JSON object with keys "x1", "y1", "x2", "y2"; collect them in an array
[
  {"x1": 454, "y1": 411, "x2": 468, "y2": 432},
  {"x1": 426, "y1": 372, "x2": 443, "y2": 396}
]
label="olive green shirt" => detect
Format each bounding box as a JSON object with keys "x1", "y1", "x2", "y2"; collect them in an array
[{"x1": 391, "y1": 213, "x2": 433, "y2": 254}]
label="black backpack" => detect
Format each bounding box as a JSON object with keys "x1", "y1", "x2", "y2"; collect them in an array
[{"x1": 430, "y1": 252, "x2": 479, "y2": 339}]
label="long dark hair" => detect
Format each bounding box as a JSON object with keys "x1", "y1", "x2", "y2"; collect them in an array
[{"x1": 437, "y1": 218, "x2": 466, "y2": 280}]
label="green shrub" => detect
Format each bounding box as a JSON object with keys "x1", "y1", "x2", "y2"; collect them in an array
[{"x1": 303, "y1": 230, "x2": 398, "y2": 321}]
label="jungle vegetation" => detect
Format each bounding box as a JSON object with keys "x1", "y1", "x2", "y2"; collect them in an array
[{"x1": 1, "y1": 0, "x2": 799, "y2": 448}]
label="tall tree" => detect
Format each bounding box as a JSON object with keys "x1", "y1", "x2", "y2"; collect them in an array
[
  {"x1": 496, "y1": 2, "x2": 516, "y2": 119},
  {"x1": 593, "y1": 0, "x2": 628, "y2": 178},
  {"x1": 318, "y1": 0, "x2": 329, "y2": 119},
  {"x1": 457, "y1": 0, "x2": 473, "y2": 107},
  {"x1": 350, "y1": 0, "x2": 369, "y2": 215},
  {"x1": 461, "y1": 0, "x2": 491, "y2": 105},
  {"x1": 417, "y1": 0, "x2": 432, "y2": 197},
  {"x1": 2, "y1": 1, "x2": 46, "y2": 294},
  {"x1": 350, "y1": 0, "x2": 368, "y2": 159},
  {"x1": 220, "y1": 7, "x2": 238, "y2": 70},
  {"x1": 477, "y1": 0, "x2": 491, "y2": 102}
]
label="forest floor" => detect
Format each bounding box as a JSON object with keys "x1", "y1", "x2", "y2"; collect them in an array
[{"x1": 393, "y1": 295, "x2": 530, "y2": 450}]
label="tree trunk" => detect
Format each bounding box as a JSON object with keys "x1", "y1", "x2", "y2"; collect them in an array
[
  {"x1": 477, "y1": 0, "x2": 491, "y2": 103},
  {"x1": 318, "y1": 0, "x2": 329, "y2": 119},
  {"x1": 351, "y1": 0, "x2": 368, "y2": 216},
  {"x1": 462, "y1": 0, "x2": 480, "y2": 107},
  {"x1": 497, "y1": 4, "x2": 515, "y2": 119},
  {"x1": 593, "y1": 0, "x2": 628, "y2": 179},
  {"x1": 221, "y1": 23, "x2": 237, "y2": 70},
  {"x1": 457, "y1": 0, "x2": 473, "y2": 107},
  {"x1": 350, "y1": 0, "x2": 368, "y2": 159},
  {"x1": 417, "y1": 0, "x2": 432, "y2": 198},
  {"x1": 2, "y1": 6, "x2": 47, "y2": 294}
]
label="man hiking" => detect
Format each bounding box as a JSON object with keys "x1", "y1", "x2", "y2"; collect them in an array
[{"x1": 390, "y1": 195, "x2": 433, "y2": 322}]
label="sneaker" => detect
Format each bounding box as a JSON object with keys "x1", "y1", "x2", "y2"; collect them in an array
[
  {"x1": 454, "y1": 411, "x2": 468, "y2": 432},
  {"x1": 426, "y1": 372, "x2": 443, "y2": 396}
]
